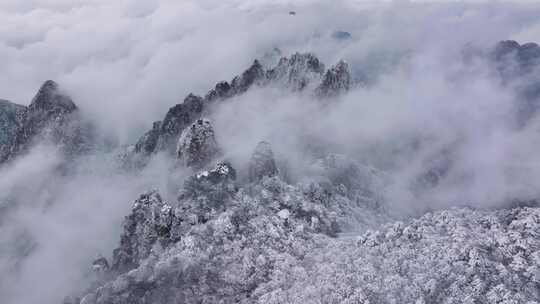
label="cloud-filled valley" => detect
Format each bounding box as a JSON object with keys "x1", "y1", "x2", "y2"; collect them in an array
[{"x1": 1, "y1": 1, "x2": 540, "y2": 303}]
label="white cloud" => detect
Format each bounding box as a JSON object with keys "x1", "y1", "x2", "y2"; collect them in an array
[{"x1": 2, "y1": 1, "x2": 540, "y2": 303}]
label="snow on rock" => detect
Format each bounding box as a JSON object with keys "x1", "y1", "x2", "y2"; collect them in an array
[
  {"x1": 76, "y1": 159, "x2": 356, "y2": 303},
  {"x1": 2, "y1": 80, "x2": 92, "y2": 164},
  {"x1": 76, "y1": 176, "x2": 540, "y2": 304},
  {"x1": 0, "y1": 99, "x2": 25, "y2": 163},
  {"x1": 266, "y1": 52, "x2": 325, "y2": 91},
  {"x1": 230, "y1": 59, "x2": 266, "y2": 94},
  {"x1": 111, "y1": 190, "x2": 175, "y2": 274},
  {"x1": 131, "y1": 93, "x2": 205, "y2": 163},
  {"x1": 259, "y1": 207, "x2": 540, "y2": 303},
  {"x1": 176, "y1": 119, "x2": 220, "y2": 169},
  {"x1": 248, "y1": 141, "x2": 278, "y2": 183},
  {"x1": 128, "y1": 52, "x2": 352, "y2": 165},
  {"x1": 316, "y1": 60, "x2": 351, "y2": 97}
]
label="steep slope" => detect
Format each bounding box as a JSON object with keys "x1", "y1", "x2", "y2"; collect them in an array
[
  {"x1": 176, "y1": 119, "x2": 220, "y2": 169},
  {"x1": 0, "y1": 80, "x2": 92, "y2": 165},
  {"x1": 0, "y1": 99, "x2": 25, "y2": 163},
  {"x1": 490, "y1": 40, "x2": 540, "y2": 124}
]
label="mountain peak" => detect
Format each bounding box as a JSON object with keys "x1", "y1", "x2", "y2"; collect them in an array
[
  {"x1": 230, "y1": 59, "x2": 266, "y2": 94},
  {"x1": 177, "y1": 119, "x2": 220, "y2": 168},
  {"x1": 267, "y1": 52, "x2": 325, "y2": 90},
  {"x1": 29, "y1": 80, "x2": 77, "y2": 113},
  {"x1": 316, "y1": 60, "x2": 351, "y2": 97}
]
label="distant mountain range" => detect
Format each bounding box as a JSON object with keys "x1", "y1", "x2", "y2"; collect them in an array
[{"x1": 1, "y1": 41, "x2": 540, "y2": 304}]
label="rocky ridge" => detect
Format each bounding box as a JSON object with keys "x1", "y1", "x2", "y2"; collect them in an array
[{"x1": 126, "y1": 52, "x2": 352, "y2": 167}]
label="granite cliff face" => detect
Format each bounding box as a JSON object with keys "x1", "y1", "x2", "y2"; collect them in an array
[
  {"x1": 0, "y1": 100, "x2": 25, "y2": 163},
  {"x1": 0, "y1": 80, "x2": 92, "y2": 166},
  {"x1": 176, "y1": 119, "x2": 220, "y2": 169}
]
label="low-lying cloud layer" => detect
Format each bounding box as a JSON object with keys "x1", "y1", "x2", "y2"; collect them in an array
[{"x1": 2, "y1": 1, "x2": 540, "y2": 303}]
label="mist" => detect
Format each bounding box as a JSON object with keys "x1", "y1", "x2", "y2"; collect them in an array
[{"x1": 2, "y1": 0, "x2": 540, "y2": 303}]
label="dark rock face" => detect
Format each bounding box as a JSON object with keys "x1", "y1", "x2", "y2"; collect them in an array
[
  {"x1": 111, "y1": 162, "x2": 237, "y2": 275},
  {"x1": 176, "y1": 119, "x2": 220, "y2": 169},
  {"x1": 1, "y1": 80, "x2": 92, "y2": 165},
  {"x1": 316, "y1": 60, "x2": 351, "y2": 97},
  {"x1": 204, "y1": 81, "x2": 233, "y2": 102},
  {"x1": 177, "y1": 162, "x2": 238, "y2": 223},
  {"x1": 248, "y1": 141, "x2": 278, "y2": 182},
  {"x1": 0, "y1": 100, "x2": 25, "y2": 163},
  {"x1": 490, "y1": 40, "x2": 540, "y2": 125},
  {"x1": 132, "y1": 94, "x2": 204, "y2": 161},
  {"x1": 230, "y1": 60, "x2": 265, "y2": 94},
  {"x1": 111, "y1": 190, "x2": 174, "y2": 273},
  {"x1": 134, "y1": 121, "x2": 162, "y2": 155},
  {"x1": 492, "y1": 40, "x2": 540, "y2": 74},
  {"x1": 29, "y1": 80, "x2": 77, "y2": 113},
  {"x1": 22, "y1": 80, "x2": 78, "y2": 146},
  {"x1": 132, "y1": 94, "x2": 205, "y2": 159},
  {"x1": 158, "y1": 94, "x2": 204, "y2": 153}
]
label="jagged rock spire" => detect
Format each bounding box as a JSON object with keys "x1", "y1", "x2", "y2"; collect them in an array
[
  {"x1": 248, "y1": 141, "x2": 278, "y2": 182},
  {"x1": 111, "y1": 190, "x2": 173, "y2": 273},
  {"x1": 130, "y1": 52, "x2": 352, "y2": 166},
  {"x1": 267, "y1": 52, "x2": 325, "y2": 91},
  {"x1": 205, "y1": 81, "x2": 233, "y2": 102},
  {"x1": 316, "y1": 60, "x2": 351, "y2": 97},
  {"x1": 177, "y1": 119, "x2": 220, "y2": 168},
  {"x1": 133, "y1": 93, "x2": 204, "y2": 158},
  {"x1": 134, "y1": 120, "x2": 161, "y2": 155},
  {"x1": 230, "y1": 60, "x2": 265, "y2": 94},
  {"x1": 160, "y1": 94, "x2": 204, "y2": 139},
  {"x1": 4, "y1": 80, "x2": 91, "y2": 162},
  {"x1": 29, "y1": 80, "x2": 77, "y2": 113}
]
